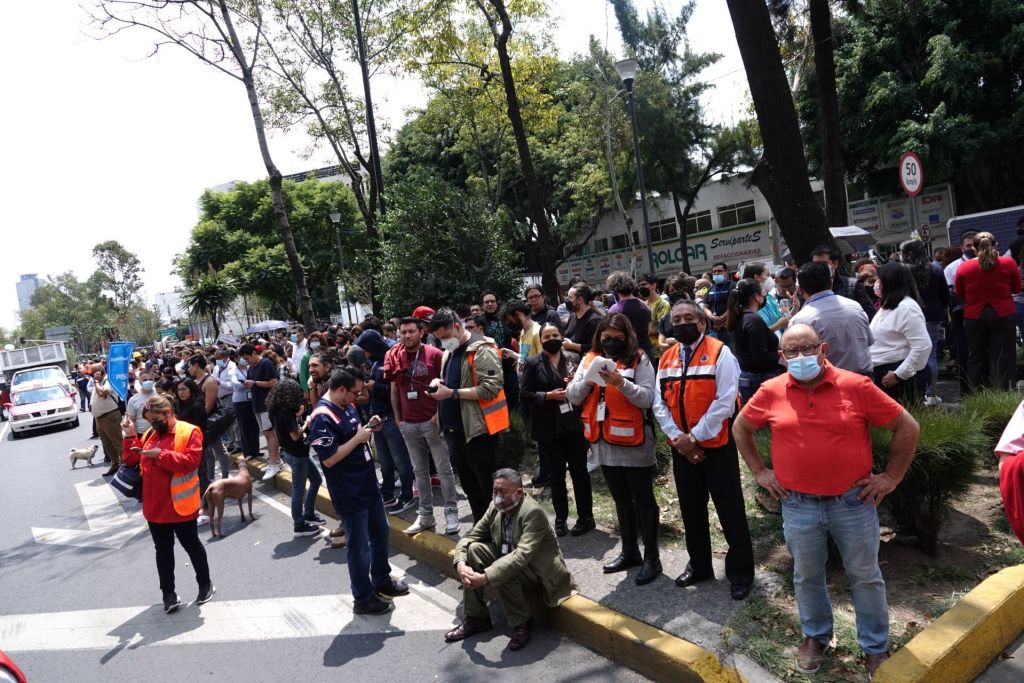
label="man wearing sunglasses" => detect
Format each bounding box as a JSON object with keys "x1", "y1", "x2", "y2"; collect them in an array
[{"x1": 732, "y1": 323, "x2": 920, "y2": 678}]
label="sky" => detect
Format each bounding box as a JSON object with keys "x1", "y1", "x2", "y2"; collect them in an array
[{"x1": 0, "y1": 0, "x2": 746, "y2": 332}]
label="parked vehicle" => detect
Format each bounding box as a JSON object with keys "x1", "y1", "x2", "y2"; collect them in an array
[
  {"x1": 1, "y1": 342, "x2": 74, "y2": 401},
  {"x1": 6, "y1": 384, "x2": 79, "y2": 438},
  {"x1": 10, "y1": 365, "x2": 76, "y2": 400},
  {"x1": 947, "y1": 205, "x2": 1024, "y2": 251},
  {"x1": 0, "y1": 650, "x2": 26, "y2": 683}
]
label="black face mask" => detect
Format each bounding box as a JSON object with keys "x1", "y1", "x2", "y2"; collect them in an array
[
  {"x1": 602, "y1": 338, "x2": 625, "y2": 358},
  {"x1": 542, "y1": 339, "x2": 563, "y2": 354},
  {"x1": 638, "y1": 287, "x2": 651, "y2": 298},
  {"x1": 673, "y1": 323, "x2": 701, "y2": 345},
  {"x1": 151, "y1": 418, "x2": 170, "y2": 434}
]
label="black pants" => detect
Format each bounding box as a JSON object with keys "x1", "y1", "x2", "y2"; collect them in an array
[
  {"x1": 602, "y1": 464, "x2": 658, "y2": 557},
  {"x1": 965, "y1": 305, "x2": 1017, "y2": 391},
  {"x1": 148, "y1": 520, "x2": 211, "y2": 594},
  {"x1": 872, "y1": 362, "x2": 922, "y2": 405},
  {"x1": 444, "y1": 431, "x2": 497, "y2": 522},
  {"x1": 672, "y1": 438, "x2": 755, "y2": 586},
  {"x1": 951, "y1": 309, "x2": 970, "y2": 394},
  {"x1": 538, "y1": 431, "x2": 593, "y2": 523},
  {"x1": 233, "y1": 400, "x2": 260, "y2": 458}
]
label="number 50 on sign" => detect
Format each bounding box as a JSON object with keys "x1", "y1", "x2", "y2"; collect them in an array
[{"x1": 899, "y1": 151, "x2": 924, "y2": 197}]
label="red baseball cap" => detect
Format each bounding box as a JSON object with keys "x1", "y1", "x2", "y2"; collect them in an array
[{"x1": 412, "y1": 306, "x2": 435, "y2": 321}]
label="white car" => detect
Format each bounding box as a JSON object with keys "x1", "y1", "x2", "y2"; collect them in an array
[
  {"x1": 7, "y1": 384, "x2": 79, "y2": 437},
  {"x1": 10, "y1": 366, "x2": 77, "y2": 403}
]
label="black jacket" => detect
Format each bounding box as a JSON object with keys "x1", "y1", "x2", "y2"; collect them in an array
[{"x1": 519, "y1": 352, "x2": 582, "y2": 440}]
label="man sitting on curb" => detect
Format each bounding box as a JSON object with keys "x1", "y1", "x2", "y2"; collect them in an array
[{"x1": 445, "y1": 468, "x2": 577, "y2": 651}]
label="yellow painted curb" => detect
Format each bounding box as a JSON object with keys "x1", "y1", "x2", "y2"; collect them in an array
[
  {"x1": 874, "y1": 564, "x2": 1024, "y2": 682},
  {"x1": 240, "y1": 456, "x2": 744, "y2": 682}
]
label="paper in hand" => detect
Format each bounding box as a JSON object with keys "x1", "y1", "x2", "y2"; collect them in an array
[{"x1": 583, "y1": 357, "x2": 617, "y2": 386}]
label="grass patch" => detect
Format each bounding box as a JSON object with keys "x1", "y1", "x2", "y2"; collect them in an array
[{"x1": 911, "y1": 563, "x2": 975, "y2": 586}]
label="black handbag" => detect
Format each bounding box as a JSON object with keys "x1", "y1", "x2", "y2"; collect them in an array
[
  {"x1": 205, "y1": 404, "x2": 236, "y2": 439},
  {"x1": 111, "y1": 464, "x2": 143, "y2": 501}
]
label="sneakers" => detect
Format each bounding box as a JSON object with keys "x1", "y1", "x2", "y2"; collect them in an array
[
  {"x1": 445, "y1": 511, "x2": 460, "y2": 535},
  {"x1": 293, "y1": 522, "x2": 322, "y2": 537},
  {"x1": 196, "y1": 514, "x2": 210, "y2": 526},
  {"x1": 163, "y1": 591, "x2": 181, "y2": 614},
  {"x1": 303, "y1": 513, "x2": 327, "y2": 526},
  {"x1": 374, "y1": 577, "x2": 410, "y2": 599},
  {"x1": 381, "y1": 496, "x2": 397, "y2": 508},
  {"x1": 262, "y1": 462, "x2": 282, "y2": 481},
  {"x1": 925, "y1": 395, "x2": 943, "y2": 406},
  {"x1": 354, "y1": 594, "x2": 394, "y2": 615},
  {"x1": 196, "y1": 583, "x2": 216, "y2": 605},
  {"x1": 404, "y1": 516, "x2": 436, "y2": 535},
  {"x1": 430, "y1": 474, "x2": 442, "y2": 487},
  {"x1": 387, "y1": 498, "x2": 416, "y2": 514}
]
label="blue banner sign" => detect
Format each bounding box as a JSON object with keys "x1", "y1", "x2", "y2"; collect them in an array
[{"x1": 107, "y1": 341, "x2": 136, "y2": 400}]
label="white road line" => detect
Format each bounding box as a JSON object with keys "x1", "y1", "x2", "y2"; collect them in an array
[
  {"x1": 0, "y1": 591, "x2": 456, "y2": 653},
  {"x1": 0, "y1": 421, "x2": 9, "y2": 445},
  {"x1": 32, "y1": 481, "x2": 146, "y2": 550}
]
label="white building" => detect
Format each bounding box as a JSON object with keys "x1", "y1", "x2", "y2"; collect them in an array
[
  {"x1": 15, "y1": 273, "x2": 41, "y2": 311},
  {"x1": 557, "y1": 176, "x2": 957, "y2": 285},
  {"x1": 154, "y1": 291, "x2": 185, "y2": 323}
]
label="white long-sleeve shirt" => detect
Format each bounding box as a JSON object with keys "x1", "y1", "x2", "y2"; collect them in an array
[
  {"x1": 869, "y1": 296, "x2": 931, "y2": 380},
  {"x1": 652, "y1": 335, "x2": 740, "y2": 443}
]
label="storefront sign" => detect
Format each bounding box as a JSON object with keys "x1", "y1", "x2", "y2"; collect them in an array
[{"x1": 848, "y1": 199, "x2": 882, "y2": 232}]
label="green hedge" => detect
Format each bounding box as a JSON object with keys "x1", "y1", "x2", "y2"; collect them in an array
[
  {"x1": 495, "y1": 410, "x2": 533, "y2": 473},
  {"x1": 962, "y1": 390, "x2": 1022, "y2": 451}
]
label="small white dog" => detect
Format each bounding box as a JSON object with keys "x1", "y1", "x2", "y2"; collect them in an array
[{"x1": 69, "y1": 445, "x2": 100, "y2": 469}]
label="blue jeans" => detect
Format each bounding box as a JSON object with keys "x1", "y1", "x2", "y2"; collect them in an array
[
  {"x1": 374, "y1": 419, "x2": 413, "y2": 502},
  {"x1": 924, "y1": 321, "x2": 942, "y2": 397},
  {"x1": 282, "y1": 453, "x2": 322, "y2": 528},
  {"x1": 781, "y1": 486, "x2": 889, "y2": 655},
  {"x1": 340, "y1": 496, "x2": 392, "y2": 603}
]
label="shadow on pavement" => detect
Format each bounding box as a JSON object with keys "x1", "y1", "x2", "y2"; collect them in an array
[
  {"x1": 322, "y1": 612, "x2": 401, "y2": 667},
  {"x1": 100, "y1": 604, "x2": 205, "y2": 664}
]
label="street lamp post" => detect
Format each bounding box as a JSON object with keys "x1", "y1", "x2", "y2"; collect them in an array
[
  {"x1": 615, "y1": 58, "x2": 656, "y2": 277},
  {"x1": 329, "y1": 212, "x2": 354, "y2": 323}
]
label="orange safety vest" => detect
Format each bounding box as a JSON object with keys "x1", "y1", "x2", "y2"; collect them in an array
[
  {"x1": 467, "y1": 345, "x2": 510, "y2": 435},
  {"x1": 656, "y1": 335, "x2": 729, "y2": 448},
  {"x1": 141, "y1": 421, "x2": 202, "y2": 516},
  {"x1": 579, "y1": 352, "x2": 645, "y2": 447}
]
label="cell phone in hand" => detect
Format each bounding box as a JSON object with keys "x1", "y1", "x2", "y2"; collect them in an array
[
  {"x1": 130, "y1": 446, "x2": 142, "y2": 452},
  {"x1": 426, "y1": 385, "x2": 439, "y2": 394}
]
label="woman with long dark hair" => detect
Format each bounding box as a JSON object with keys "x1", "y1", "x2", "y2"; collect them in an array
[
  {"x1": 955, "y1": 231, "x2": 1022, "y2": 390},
  {"x1": 870, "y1": 263, "x2": 932, "y2": 404},
  {"x1": 726, "y1": 278, "x2": 780, "y2": 403},
  {"x1": 901, "y1": 240, "x2": 950, "y2": 404},
  {"x1": 267, "y1": 379, "x2": 324, "y2": 537},
  {"x1": 567, "y1": 313, "x2": 660, "y2": 585}
]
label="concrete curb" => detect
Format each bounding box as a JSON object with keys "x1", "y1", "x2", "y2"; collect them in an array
[
  {"x1": 240, "y1": 456, "x2": 744, "y2": 682},
  {"x1": 874, "y1": 564, "x2": 1024, "y2": 682}
]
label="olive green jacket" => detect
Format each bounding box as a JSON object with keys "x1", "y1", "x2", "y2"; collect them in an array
[
  {"x1": 440, "y1": 337, "x2": 505, "y2": 443},
  {"x1": 454, "y1": 494, "x2": 578, "y2": 607}
]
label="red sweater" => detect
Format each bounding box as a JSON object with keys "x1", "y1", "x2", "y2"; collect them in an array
[
  {"x1": 122, "y1": 427, "x2": 204, "y2": 524},
  {"x1": 955, "y1": 256, "x2": 1022, "y2": 319}
]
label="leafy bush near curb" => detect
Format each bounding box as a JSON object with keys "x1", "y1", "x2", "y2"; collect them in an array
[
  {"x1": 962, "y1": 390, "x2": 1021, "y2": 450},
  {"x1": 496, "y1": 410, "x2": 533, "y2": 473},
  {"x1": 654, "y1": 430, "x2": 673, "y2": 476},
  {"x1": 872, "y1": 407, "x2": 988, "y2": 554}
]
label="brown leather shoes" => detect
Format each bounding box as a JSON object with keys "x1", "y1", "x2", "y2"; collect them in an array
[
  {"x1": 444, "y1": 615, "x2": 493, "y2": 643},
  {"x1": 865, "y1": 651, "x2": 890, "y2": 678},
  {"x1": 797, "y1": 636, "x2": 826, "y2": 673},
  {"x1": 508, "y1": 621, "x2": 532, "y2": 651}
]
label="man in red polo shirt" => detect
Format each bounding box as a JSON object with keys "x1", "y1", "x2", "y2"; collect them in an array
[{"x1": 733, "y1": 323, "x2": 919, "y2": 678}]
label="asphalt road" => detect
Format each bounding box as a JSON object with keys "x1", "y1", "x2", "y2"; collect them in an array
[{"x1": 0, "y1": 417, "x2": 647, "y2": 682}]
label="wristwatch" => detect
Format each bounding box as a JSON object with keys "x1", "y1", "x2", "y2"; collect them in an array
[{"x1": 453, "y1": 388, "x2": 460, "y2": 400}]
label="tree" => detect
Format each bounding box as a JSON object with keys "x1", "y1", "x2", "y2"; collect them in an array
[
  {"x1": 725, "y1": 0, "x2": 835, "y2": 264},
  {"x1": 377, "y1": 170, "x2": 522, "y2": 317},
  {"x1": 92, "y1": 240, "x2": 144, "y2": 312},
  {"x1": 179, "y1": 265, "x2": 237, "y2": 337},
  {"x1": 91, "y1": 0, "x2": 318, "y2": 329}
]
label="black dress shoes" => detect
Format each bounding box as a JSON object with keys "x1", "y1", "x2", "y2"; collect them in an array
[
  {"x1": 730, "y1": 583, "x2": 753, "y2": 600},
  {"x1": 602, "y1": 552, "x2": 643, "y2": 574},
  {"x1": 674, "y1": 567, "x2": 714, "y2": 588},
  {"x1": 635, "y1": 558, "x2": 662, "y2": 585}
]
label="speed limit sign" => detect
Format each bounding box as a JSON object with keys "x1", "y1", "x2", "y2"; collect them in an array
[{"x1": 899, "y1": 151, "x2": 924, "y2": 197}]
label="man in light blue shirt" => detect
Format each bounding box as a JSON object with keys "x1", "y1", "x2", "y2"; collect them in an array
[{"x1": 790, "y1": 262, "x2": 873, "y2": 375}]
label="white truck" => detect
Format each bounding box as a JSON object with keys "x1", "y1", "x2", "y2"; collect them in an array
[{"x1": 1, "y1": 342, "x2": 71, "y2": 388}]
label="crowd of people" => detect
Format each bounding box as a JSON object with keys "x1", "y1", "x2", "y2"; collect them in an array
[{"x1": 87, "y1": 225, "x2": 1024, "y2": 672}]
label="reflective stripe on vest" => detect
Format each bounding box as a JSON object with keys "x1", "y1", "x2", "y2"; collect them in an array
[
  {"x1": 656, "y1": 337, "x2": 729, "y2": 448},
  {"x1": 468, "y1": 346, "x2": 510, "y2": 435},
  {"x1": 579, "y1": 352, "x2": 646, "y2": 447},
  {"x1": 144, "y1": 421, "x2": 202, "y2": 516}
]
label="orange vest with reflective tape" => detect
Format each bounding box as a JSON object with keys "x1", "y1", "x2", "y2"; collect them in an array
[
  {"x1": 142, "y1": 421, "x2": 202, "y2": 516},
  {"x1": 467, "y1": 345, "x2": 510, "y2": 435},
  {"x1": 656, "y1": 335, "x2": 729, "y2": 448},
  {"x1": 579, "y1": 352, "x2": 645, "y2": 447}
]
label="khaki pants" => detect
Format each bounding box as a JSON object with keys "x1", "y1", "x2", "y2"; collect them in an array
[
  {"x1": 96, "y1": 409, "x2": 123, "y2": 466},
  {"x1": 462, "y1": 541, "x2": 539, "y2": 628}
]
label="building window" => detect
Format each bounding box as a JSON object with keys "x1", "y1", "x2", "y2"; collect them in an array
[
  {"x1": 649, "y1": 219, "x2": 678, "y2": 243},
  {"x1": 685, "y1": 209, "x2": 713, "y2": 235},
  {"x1": 592, "y1": 237, "x2": 609, "y2": 253},
  {"x1": 611, "y1": 231, "x2": 640, "y2": 250},
  {"x1": 717, "y1": 201, "x2": 756, "y2": 229}
]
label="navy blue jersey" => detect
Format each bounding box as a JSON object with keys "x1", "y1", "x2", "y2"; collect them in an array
[{"x1": 309, "y1": 399, "x2": 379, "y2": 514}]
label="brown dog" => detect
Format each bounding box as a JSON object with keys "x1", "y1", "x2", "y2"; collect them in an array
[{"x1": 203, "y1": 460, "x2": 254, "y2": 537}]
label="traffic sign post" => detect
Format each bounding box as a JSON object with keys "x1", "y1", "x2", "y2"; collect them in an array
[{"x1": 900, "y1": 151, "x2": 925, "y2": 250}]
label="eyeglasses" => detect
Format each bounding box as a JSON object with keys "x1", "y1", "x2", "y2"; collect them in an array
[
  {"x1": 780, "y1": 343, "x2": 821, "y2": 359},
  {"x1": 526, "y1": 293, "x2": 543, "y2": 300}
]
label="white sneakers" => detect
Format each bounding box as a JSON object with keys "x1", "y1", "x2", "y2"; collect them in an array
[
  {"x1": 196, "y1": 514, "x2": 210, "y2": 526},
  {"x1": 924, "y1": 395, "x2": 943, "y2": 406},
  {"x1": 262, "y1": 462, "x2": 282, "y2": 481},
  {"x1": 404, "y1": 516, "x2": 436, "y2": 535},
  {"x1": 445, "y1": 512, "x2": 460, "y2": 535}
]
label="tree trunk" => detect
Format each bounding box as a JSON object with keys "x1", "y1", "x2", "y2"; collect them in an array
[
  {"x1": 671, "y1": 192, "x2": 692, "y2": 274},
  {"x1": 217, "y1": 0, "x2": 316, "y2": 330},
  {"x1": 725, "y1": 0, "x2": 835, "y2": 265},
  {"x1": 485, "y1": 0, "x2": 560, "y2": 298},
  {"x1": 810, "y1": 0, "x2": 847, "y2": 228}
]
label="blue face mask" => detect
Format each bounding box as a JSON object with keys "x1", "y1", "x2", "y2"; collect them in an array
[
  {"x1": 713, "y1": 274, "x2": 726, "y2": 285},
  {"x1": 141, "y1": 380, "x2": 155, "y2": 392},
  {"x1": 290, "y1": 334, "x2": 298, "y2": 343},
  {"x1": 787, "y1": 354, "x2": 822, "y2": 382},
  {"x1": 238, "y1": 358, "x2": 249, "y2": 367},
  {"x1": 215, "y1": 359, "x2": 226, "y2": 368}
]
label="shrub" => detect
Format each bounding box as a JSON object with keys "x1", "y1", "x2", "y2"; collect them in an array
[
  {"x1": 654, "y1": 430, "x2": 674, "y2": 476},
  {"x1": 962, "y1": 390, "x2": 1022, "y2": 451},
  {"x1": 872, "y1": 406, "x2": 987, "y2": 554},
  {"x1": 495, "y1": 410, "x2": 533, "y2": 473}
]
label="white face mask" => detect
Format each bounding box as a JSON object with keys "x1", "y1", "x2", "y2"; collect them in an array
[
  {"x1": 763, "y1": 276, "x2": 776, "y2": 293},
  {"x1": 440, "y1": 337, "x2": 460, "y2": 353}
]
